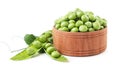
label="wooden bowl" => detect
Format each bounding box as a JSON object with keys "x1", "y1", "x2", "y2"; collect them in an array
[{"x1": 53, "y1": 27, "x2": 107, "y2": 56}]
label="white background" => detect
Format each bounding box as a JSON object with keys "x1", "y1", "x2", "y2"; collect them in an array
[{"x1": 0, "y1": 0, "x2": 120, "y2": 66}]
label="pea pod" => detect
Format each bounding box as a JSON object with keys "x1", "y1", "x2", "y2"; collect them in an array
[
  {"x1": 43, "y1": 43, "x2": 68, "y2": 62},
  {"x1": 11, "y1": 30, "x2": 52, "y2": 60},
  {"x1": 11, "y1": 40, "x2": 43, "y2": 60}
]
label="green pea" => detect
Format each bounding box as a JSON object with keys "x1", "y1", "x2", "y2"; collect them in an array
[
  {"x1": 26, "y1": 47, "x2": 36, "y2": 55},
  {"x1": 71, "y1": 27, "x2": 79, "y2": 32},
  {"x1": 89, "y1": 28, "x2": 95, "y2": 32},
  {"x1": 102, "y1": 19, "x2": 107, "y2": 27},
  {"x1": 85, "y1": 11, "x2": 94, "y2": 15},
  {"x1": 69, "y1": 20, "x2": 75, "y2": 23},
  {"x1": 58, "y1": 27, "x2": 69, "y2": 32},
  {"x1": 79, "y1": 25, "x2": 88, "y2": 32},
  {"x1": 51, "y1": 51, "x2": 61, "y2": 58},
  {"x1": 95, "y1": 16, "x2": 101, "y2": 20},
  {"x1": 76, "y1": 10, "x2": 84, "y2": 18},
  {"x1": 68, "y1": 23, "x2": 75, "y2": 29},
  {"x1": 61, "y1": 21, "x2": 69, "y2": 27},
  {"x1": 93, "y1": 22, "x2": 101, "y2": 30},
  {"x1": 88, "y1": 14, "x2": 96, "y2": 22},
  {"x1": 75, "y1": 8, "x2": 82, "y2": 11},
  {"x1": 38, "y1": 35, "x2": 47, "y2": 43},
  {"x1": 55, "y1": 24, "x2": 60, "y2": 29},
  {"x1": 32, "y1": 40, "x2": 42, "y2": 49},
  {"x1": 100, "y1": 26, "x2": 104, "y2": 29},
  {"x1": 46, "y1": 47, "x2": 55, "y2": 54},
  {"x1": 44, "y1": 32, "x2": 52, "y2": 38},
  {"x1": 45, "y1": 43, "x2": 52, "y2": 49},
  {"x1": 75, "y1": 20, "x2": 83, "y2": 27},
  {"x1": 68, "y1": 12, "x2": 76, "y2": 20},
  {"x1": 55, "y1": 19, "x2": 61, "y2": 24},
  {"x1": 60, "y1": 16, "x2": 68, "y2": 21},
  {"x1": 81, "y1": 15, "x2": 89, "y2": 22},
  {"x1": 85, "y1": 21, "x2": 92, "y2": 28}
]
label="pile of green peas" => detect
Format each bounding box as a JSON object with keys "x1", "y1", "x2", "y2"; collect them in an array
[{"x1": 55, "y1": 8, "x2": 107, "y2": 32}]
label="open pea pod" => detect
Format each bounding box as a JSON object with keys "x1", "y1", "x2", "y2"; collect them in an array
[
  {"x1": 43, "y1": 43, "x2": 68, "y2": 62},
  {"x1": 11, "y1": 30, "x2": 52, "y2": 60},
  {"x1": 11, "y1": 40, "x2": 43, "y2": 60}
]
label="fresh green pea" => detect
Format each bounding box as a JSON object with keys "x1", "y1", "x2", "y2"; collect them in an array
[
  {"x1": 76, "y1": 10, "x2": 84, "y2": 18},
  {"x1": 71, "y1": 27, "x2": 79, "y2": 32},
  {"x1": 81, "y1": 15, "x2": 89, "y2": 22},
  {"x1": 75, "y1": 20, "x2": 83, "y2": 27},
  {"x1": 69, "y1": 20, "x2": 75, "y2": 23},
  {"x1": 85, "y1": 21, "x2": 92, "y2": 28},
  {"x1": 89, "y1": 28, "x2": 95, "y2": 32},
  {"x1": 44, "y1": 32, "x2": 52, "y2": 38},
  {"x1": 26, "y1": 47, "x2": 36, "y2": 55},
  {"x1": 68, "y1": 12, "x2": 76, "y2": 20},
  {"x1": 79, "y1": 25, "x2": 88, "y2": 32},
  {"x1": 100, "y1": 26, "x2": 104, "y2": 29},
  {"x1": 102, "y1": 19, "x2": 107, "y2": 27},
  {"x1": 58, "y1": 27, "x2": 69, "y2": 32},
  {"x1": 55, "y1": 24, "x2": 60, "y2": 29},
  {"x1": 95, "y1": 16, "x2": 101, "y2": 20},
  {"x1": 60, "y1": 16, "x2": 68, "y2": 21},
  {"x1": 45, "y1": 43, "x2": 52, "y2": 49},
  {"x1": 68, "y1": 23, "x2": 75, "y2": 29},
  {"x1": 85, "y1": 11, "x2": 94, "y2": 15},
  {"x1": 32, "y1": 40, "x2": 42, "y2": 49},
  {"x1": 38, "y1": 35, "x2": 47, "y2": 43},
  {"x1": 93, "y1": 22, "x2": 101, "y2": 30},
  {"x1": 55, "y1": 18, "x2": 61, "y2": 24},
  {"x1": 51, "y1": 51, "x2": 61, "y2": 58},
  {"x1": 88, "y1": 14, "x2": 96, "y2": 22},
  {"x1": 46, "y1": 47, "x2": 55, "y2": 54},
  {"x1": 61, "y1": 21, "x2": 69, "y2": 27}
]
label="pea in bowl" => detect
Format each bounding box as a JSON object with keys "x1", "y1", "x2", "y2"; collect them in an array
[{"x1": 53, "y1": 8, "x2": 107, "y2": 56}]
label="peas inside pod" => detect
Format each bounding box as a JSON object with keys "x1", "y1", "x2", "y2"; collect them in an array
[{"x1": 11, "y1": 30, "x2": 68, "y2": 62}]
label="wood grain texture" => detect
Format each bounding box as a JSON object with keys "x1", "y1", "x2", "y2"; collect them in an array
[{"x1": 53, "y1": 28, "x2": 107, "y2": 56}]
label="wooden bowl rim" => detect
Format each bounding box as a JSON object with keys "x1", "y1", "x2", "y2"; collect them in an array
[{"x1": 53, "y1": 27, "x2": 107, "y2": 36}]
